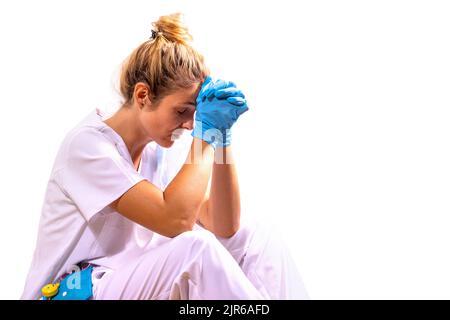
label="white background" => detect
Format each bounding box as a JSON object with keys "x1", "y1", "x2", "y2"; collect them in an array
[{"x1": 0, "y1": 0, "x2": 449, "y2": 299}]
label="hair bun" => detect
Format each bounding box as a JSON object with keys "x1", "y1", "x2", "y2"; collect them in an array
[{"x1": 151, "y1": 13, "x2": 193, "y2": 45}]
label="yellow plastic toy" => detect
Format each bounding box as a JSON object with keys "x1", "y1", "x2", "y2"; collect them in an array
[{"x1": 41, "y1": 283, "x2": 60, "y2": 299}]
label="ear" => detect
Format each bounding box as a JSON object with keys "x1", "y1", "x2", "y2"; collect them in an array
[{"x1": 133, "y1": 82, "x2": 152, "y2": 108}]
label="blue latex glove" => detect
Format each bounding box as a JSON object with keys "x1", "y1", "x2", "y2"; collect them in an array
[
  {"x1": 192, "y1": 77, "x2": 249, "y2": 149},
  {"x1": 197, "y1": 77, "x2": 247, "y2": 106},
  {"x1": 200, "y1": 78, "x2": 236, "y2": 100}
]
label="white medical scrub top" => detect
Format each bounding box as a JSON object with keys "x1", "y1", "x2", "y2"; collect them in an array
[{"x1": 21, "y1": 108, "x2": 192, "y2": 300}]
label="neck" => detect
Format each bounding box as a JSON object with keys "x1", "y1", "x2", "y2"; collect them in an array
[{"x1": 103, "y1": 106, "x2": 152, "y2": 163}]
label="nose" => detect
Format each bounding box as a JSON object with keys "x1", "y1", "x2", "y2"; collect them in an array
[{"x1": 180, "y1": 118, "x2": 194, "y2": 130}]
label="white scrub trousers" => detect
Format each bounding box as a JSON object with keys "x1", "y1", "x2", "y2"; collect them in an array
[{"x1": 91, "y1": 220, "x2": 309, "y2": 300}]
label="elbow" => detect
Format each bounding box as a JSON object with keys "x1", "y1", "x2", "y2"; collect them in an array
[
  {"x1": 178, "y1": 217, "x2": 196, "y2": 234},
  {"x1": 212, "y1": 220, "x2": 241, "y2": 239},
  {"x1": 165, "y1": 216, "x2": 196, "y2": 238},
  {"x1": 172, "y1": 205, "x2": 200, "y2": 234},
  {"x1": 214, "y1": 227, "x2": 239, "y2": 239}
]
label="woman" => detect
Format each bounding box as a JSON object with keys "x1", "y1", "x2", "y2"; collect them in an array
[{"x1": 21, "y1": 13, "x2": 308, "y2": 300}]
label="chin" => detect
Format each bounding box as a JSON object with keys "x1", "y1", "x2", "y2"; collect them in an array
[{"x1": 157, "y1": 137, "x2": 175, "y2": 148}]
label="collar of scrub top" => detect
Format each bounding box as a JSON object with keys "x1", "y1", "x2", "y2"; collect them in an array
[
  {"x1": 90, "y1": 108, "x2": 144, "y2": 173},
  {"x1": 93, "y1": 108, "x2": 168, "y2": 180}
]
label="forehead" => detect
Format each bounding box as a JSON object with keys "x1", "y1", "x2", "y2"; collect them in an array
[{"x1": 165, "y1": 83, "x2": 201, "y2": 105}]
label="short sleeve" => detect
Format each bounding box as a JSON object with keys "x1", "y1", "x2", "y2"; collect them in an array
[{"x1": 57, "y1": 128, "x2": 145, "y2": 222}]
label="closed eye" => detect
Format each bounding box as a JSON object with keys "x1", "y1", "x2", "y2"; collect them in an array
[{"x1": 177, "y1": 109, "x2": 187, "y2": 115}]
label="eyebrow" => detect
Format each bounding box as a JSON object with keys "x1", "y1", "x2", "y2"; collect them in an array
[
  {"x1": 182, "y1": 101, "x2": 196, "y2": 108},
  {"x1": 176, "y1": 103, "x2": 196, "y2": 111}
]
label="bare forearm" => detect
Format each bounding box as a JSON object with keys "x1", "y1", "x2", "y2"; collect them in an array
[
  {"x1": 164, "y1": 138, "x2": 215, "y2": 227},
  {"x1": 208, "y1": 146, "x2": 241, "y2": 237}
]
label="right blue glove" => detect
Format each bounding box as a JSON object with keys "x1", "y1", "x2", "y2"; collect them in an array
[{"x1": 192, "y1": 76, "x2": 249, "y2": 149}]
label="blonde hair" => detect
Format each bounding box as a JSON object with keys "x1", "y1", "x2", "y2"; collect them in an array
[{"x1": 119, "y1": 13, "x2": 209, "y2": 106}]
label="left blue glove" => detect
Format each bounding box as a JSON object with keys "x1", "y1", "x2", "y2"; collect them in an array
[
  {"x1": 197, "y1": 77, "x2": 247, "y2": 106},
  {"x1": 192, "y1": 76, "x2": 249, "y2": 149}
]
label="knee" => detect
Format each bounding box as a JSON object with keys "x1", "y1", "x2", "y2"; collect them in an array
[
  {"x1": 226, "y1": 219, "x2": 285, "y2": 253},
  {"x1": 173, "y1": 228, "x2": 221, "y2": 249},
  {"x1": 168, "y1": 228, "x2": 236, "y2": 269},
  {"x1": 226, "y1": 219, "x2": 271, "y2": 242}
]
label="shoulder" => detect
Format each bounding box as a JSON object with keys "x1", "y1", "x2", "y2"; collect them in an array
[
  {"x1": 65, "y1": 127, "x2": 115, "y2": 155},
  {"x1": 52, "y1": 126, "x2": 121, "y2": 174},
  {"x1": 68, "y1": 127, "x2": 114, "y2": 147}
]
